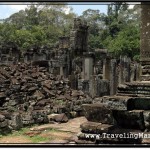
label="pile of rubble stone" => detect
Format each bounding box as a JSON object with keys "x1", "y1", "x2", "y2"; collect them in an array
[{"x1": 0, "y1": 63, "x2": 92, "y2": 134}]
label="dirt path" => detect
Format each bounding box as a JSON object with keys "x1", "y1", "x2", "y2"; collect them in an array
[
  {"x1": 0, "y1": 136, "x2": 32, "y2": 143},
  {"x1": 30, "y1": 116, "x2": 87, "y2": 133},
  {"x1": 0, "y1": 117, "x2": 87, "y2": 144}
]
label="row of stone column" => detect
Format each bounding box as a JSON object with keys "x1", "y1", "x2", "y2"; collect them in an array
[
  {"x1": 103, "y1": 56, "x2": 141, "y2": 96},
  {"x1": 68, "y1": 53, "x2": 141, "y2": 97}
]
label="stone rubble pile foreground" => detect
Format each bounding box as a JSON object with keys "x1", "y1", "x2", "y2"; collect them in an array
[{"x1": 0, "y1": 62, "x2": 92, "y2": 134}]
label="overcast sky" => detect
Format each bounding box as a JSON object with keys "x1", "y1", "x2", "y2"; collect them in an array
[{"x1": 0, "y1": 2, "x2": 138, "y2": 19}]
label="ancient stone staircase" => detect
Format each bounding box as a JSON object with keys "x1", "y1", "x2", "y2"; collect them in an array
[{"x1": 117, "y1": 82, "x2": 150, "y2": 97}]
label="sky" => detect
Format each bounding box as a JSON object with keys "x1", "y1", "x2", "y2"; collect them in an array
[{"x1": 0, "y1": 2, "x2": 138, "y2": 20}]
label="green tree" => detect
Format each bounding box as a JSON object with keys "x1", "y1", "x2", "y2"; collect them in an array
[
  {"x1": 80, "y1": 9, "x2": 106, "y2": 49},
  {"x1": 101, "y1": 3, "x2": 140, "y2": 59},
  {"x1": 1, "y1": 3, "x2": 76, "y2": 51},
  {"x1": 107, "y1": 25, "x2": 140, "y2": 58}
]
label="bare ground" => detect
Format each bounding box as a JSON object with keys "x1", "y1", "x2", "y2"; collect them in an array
[{"x1": 0, "y1": 117, "x2": 87, "y2": 144}]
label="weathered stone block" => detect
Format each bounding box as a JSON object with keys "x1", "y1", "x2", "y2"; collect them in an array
[
  {"x1": 95, "y1": 96, "x2": 150, "y2": 111},
  {"x1": 82, "y1": 104, "x2": 115, "y2": 124},
  {"x1": 9, "y1": 113, "x2": 23, "y2": 130},
  {"x1": 82, "y1": 80, "x2": 89, "y2": 93},
  {"x1": 143, "y1": 111, "x2": 150, "y2": 131},
  {"x1": 117, "y1": 82, "x2": 150, "y2": 97},
  {"x1": 0, "y1": 126, "x2": 12, "y2": 135},
  {"x1": 0, "y1": 114, "x2": 5, "y2": 122},
  {"x1": 0, "y1": 111, "x2": 11, "y2": 120},
  {"x1": 32, "y1": 110, "x2": 48, "y2": 124},
  {"x1": 0, "y1": 120, "x2": 8, "y2": 128},
  {"x1": 113, "y1": 110, "x2": 145, "y2": 131},
  {"x1": 0, "y1": 92, "x2": 6, "y2": 99},
  {"x1": 21, "y1": 113, "x2": 34, "y2": 126},
  {"x1": 94, "y1": 96, "x2": 131, "y2": 110},
  {"x1": 48, "y1": 113, "x2": 68, "y2": 123},
  {"x1": 110, "y1": 59, "x2": 117, "y2": 95},
  {"x1": 128, "y1": 97, "x2": 150, "y2": 110},
  {"x1": 80, "y1": 121, "x2": 115, "y2": 134},
  {"x1": 96, "y1": 79, "x2": 110, "y2": 97}
]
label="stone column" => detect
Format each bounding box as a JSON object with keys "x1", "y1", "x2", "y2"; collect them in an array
[
  {"x1": 60, "y1": 67, "x2": 63, "y2": 76},
  {"x1": 140, "y1": 3, "x2": 150, "y2": 80},
  {"x1": 124, "y1": 56, "x2": 131, "y2": 82},
  {"x1": 103, "y1": 58, "x2": 110, "y2": 80},
  {"x1": 82, "y1": 80, "x2": 89, "y2": 93},
  {"x1": 67, "y1": 51, "x2": 72, "y2": 75},
  {"x1": 83, "y1": 52, "x2": 94, "y2": 80},
  {"x1": 89, "y1": 75, "x2": 97, "y2": 98},
  {"x1": 130, "y1": 63, "x2": 136, "y2": 82},
  {"x1": 69, "y1": 73, "x2": 78, "y2": 90},
  {"x1": 63, "y1": 66, "x2": 69, "y2": 78},
  {"x1": 97, "y1": 77, "x2": 110, "y2": 97},
  {"x1": 131, "y1": 63, "x2": 141, "y2": 82},
  {"x1": 110, "y1": 59, "x2": 117, "y2": 96},
  {"x1": 119, "y1": 56, "x2": 124, "y2": 84},
  {"x1": 119, "y1": 56, "x2": 131, "y2": 84}
]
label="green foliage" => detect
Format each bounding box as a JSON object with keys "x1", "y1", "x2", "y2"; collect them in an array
[
  {"x1": 0, "y1": 3, "x2": 140, "y2": 59},
  {"x1": 28, "y1": 135, "x2": 50, "y2": 143},
  {"x1": 106, "y1": 25, "x2": 140, "y2": 58},
  {"x1": 80, "y1": 9, "x2": 106, "y2": 49},
  {"x1": 0, "y1": 3, "x2": 76, "y2": 51},
  {"x1": 100, "y1": 3, "x2": 140, "y2": 59},
  {"x1": 80, "y1": 3, "x2": 140, "y2": 59},
  {"x1": 89, "y1": 34, "x2": 103, "y2": 49},
  {"x1": 11, "y1": 29, "x2": 34, "y2": 50},
  {"x1": 133, "y1": 55, "x2": 140, "y2": 62},
  {"x1": 0, "y1": 127, "x2": 52, "y2": 143},
  {"x1": 11, "y1": 128, "x2": 29, "y2": 136}
]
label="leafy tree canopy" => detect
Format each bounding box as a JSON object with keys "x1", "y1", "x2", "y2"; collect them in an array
[{"x1": 0, "y1": 2, "x2": 140, "y2": 60}]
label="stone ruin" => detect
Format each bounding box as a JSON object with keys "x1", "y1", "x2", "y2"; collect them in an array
[
  {"x1": 0, "y1": 18, "x2": 94, "y2": 135},
  {"x1": 0, "y1": 42, "x2": 20, "y2": 65},
  {"x1": 0, "y1": 6, "x2": 149, "y2": 145},
  {"x1": 0, "y1": 62, "x2": 92, "y2": 134},
  {"x1": 76, "y1": 3, "x2": 150, "y2": 144}
]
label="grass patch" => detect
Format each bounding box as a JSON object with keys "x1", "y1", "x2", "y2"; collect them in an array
[
  {"x1": 28, "y1": 135, "x2": 51, "y2": 143},
  {"x1": 0, "y1": 125, "x2": 64, "y2": 143},
  {"x1": 0, "y1": 127, "x2": 29, "y2": 138},
  {"x1": 11, "y1": 128, "x2": 29, "y2": 136}
]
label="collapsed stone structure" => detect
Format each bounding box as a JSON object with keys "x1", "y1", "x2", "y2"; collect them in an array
[
  {"x1": 0, "y1": 18, "x2": 94, "y2": 135},
  {"x1": 76, "y1": 3, "x2": 150, "y2": 144},
  {"x1": 0, "y1": 42, "x2": 20, "y2": 65},
  {"x1": 0, "y1": 6, "x2": 148, "y2": 145},
  {"x1": 0, "y1": 63, "x2": 92, "y2": 134},
  {"x1": 0, "y1": 17, "x2": 139, "y2": 99}
]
